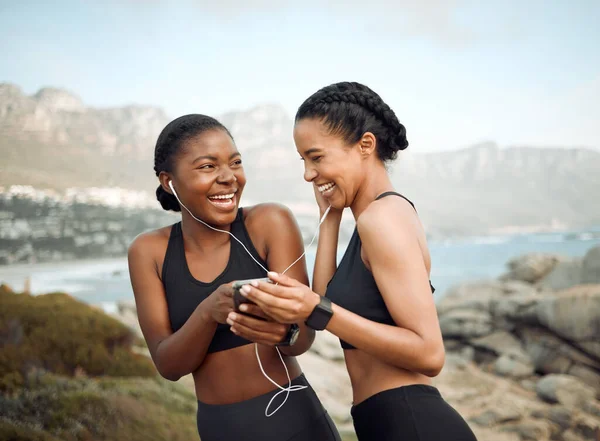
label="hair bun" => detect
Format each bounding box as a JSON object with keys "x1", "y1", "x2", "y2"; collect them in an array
[
  {"x1": 156, "y1": 185, "x2": 181, "y2": 212},
  {"x1": 394, "y1": 133, "x2": 409, "y2": 151}
]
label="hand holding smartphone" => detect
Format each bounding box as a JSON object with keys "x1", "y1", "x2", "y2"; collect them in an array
[{"x1": 232, "y1": 277, "x2": 272, "y2": 312}]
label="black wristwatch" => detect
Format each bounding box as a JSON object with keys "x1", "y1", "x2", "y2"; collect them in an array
[
  {"x1": 276, "y1": 324, "x2": 300, "y2": 347},
  {"x1": 305, "y1": 296, "x2": 333, "y2": 331}
]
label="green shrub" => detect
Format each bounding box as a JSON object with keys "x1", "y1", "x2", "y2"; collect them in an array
[
  {"x1": 0, "y1": 373, "x2": 198, "y2": 441},
  {"x1": 0, "y1": 419, "x2": 63, "y2": 441},
  {"x1": 0, "y1": 287, "x2": 155, "y2": 393}
]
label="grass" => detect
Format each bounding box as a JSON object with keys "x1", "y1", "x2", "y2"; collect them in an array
[{"x1": 0, "y1": 285, "x2": 198, "y2": 441}]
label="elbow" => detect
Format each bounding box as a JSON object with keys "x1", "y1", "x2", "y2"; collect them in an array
[
  {"x1": 160, "y1": 371, "x2": 183, "y2": 382},
  {"x1": 418, "y1": 342, "x2": 445, "y2": 378},
  {"x1": 156, "y1": 363, "x2": 183, "y2": 382},
  {"x1": 153, "y1": 352, "x2": 187, "y2": 381}
]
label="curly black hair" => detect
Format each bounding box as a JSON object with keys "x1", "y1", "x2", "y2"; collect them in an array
[{"x1": 295, "y1": 82, "x2": 408, "y2": 162}]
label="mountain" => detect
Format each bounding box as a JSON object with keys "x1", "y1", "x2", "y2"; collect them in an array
[
  {"x1": 391, "y1": 143, "x2": 600, "y2": 236},
  {"x1": 0, "y1": 83, "x2": 168, "y2": 191},
  {"x1": 1, "y1": 82, "x2": 599, "y2": 237}
]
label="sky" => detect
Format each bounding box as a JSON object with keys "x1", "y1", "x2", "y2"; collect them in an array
[{"x1": 1, "y1": 0, "x2": 599, "y2": 152}]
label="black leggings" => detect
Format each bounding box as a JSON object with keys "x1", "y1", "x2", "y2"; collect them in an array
[
  {"x1": 196, "y1": 374, "x2": 341, "y2": 441},
  {"x1": 351, "y1": 384, "x2": 477, "y2": 441}
]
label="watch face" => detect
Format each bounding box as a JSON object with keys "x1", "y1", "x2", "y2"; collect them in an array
[
  {"x1": 306, "y1": 296, "x2": 333, "y2": 330},
  {"x1": 289, "y1": 327, "x2": 300, "y2": 346}
]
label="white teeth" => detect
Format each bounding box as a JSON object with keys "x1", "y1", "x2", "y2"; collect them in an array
[
  {"x1": 318, "y1": 182, "x2": 335, "y2": 193},
  {"x1": 209, "y1": 193, "x2": 235, "y2": 200}
]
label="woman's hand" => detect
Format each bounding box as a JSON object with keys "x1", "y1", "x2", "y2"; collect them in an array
[
  {"x1": 227, "y1": 304, "x2": 290, "y2": 346},
  {"x1": 207, "y1": 282, "x2": 235, "y2": 324},
  {"x1": 313, "y1": 183, "x2": 342, "y2": 218},
  {"x1": 237, "y1": 272, "x2": 321, "y2": 324}
]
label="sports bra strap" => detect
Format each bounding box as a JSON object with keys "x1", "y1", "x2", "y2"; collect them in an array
[{"x1": 375, "y1": 191, "x2": 416, "y2": 210}]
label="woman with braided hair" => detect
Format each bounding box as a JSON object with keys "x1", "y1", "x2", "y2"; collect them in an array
[
  {"x1": 230, "y1": 83, "x2": 478, "y2": 440},
  {"x1": 128, "y1": 114, "x2": 341, "y2": 440}
]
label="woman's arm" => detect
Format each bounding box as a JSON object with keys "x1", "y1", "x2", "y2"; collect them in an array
[
  {"x1": 311, "y1": 183, "x2": 343, "y2": 295},
  {"x1": 128, "y1": 232, "x2": 231, "y2": 381},
  {"x1": 327, "y1": 199, "x2": 444, "y2": 375},
  {"x1": 237, "y1": 199, "x2": 445, "y2": 376},
  {"x1": 312, "y1": 211, "x2": 342, "y2": 295},
  {"x1": 232, "y1": 203, "x2": 315, "y2": 356}
]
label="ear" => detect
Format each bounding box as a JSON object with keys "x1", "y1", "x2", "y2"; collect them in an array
[
  {"x1": 358, "y1": 132, "x2": 377, "y2": 158},
  {"x1": 158, "y1": 171, "x2": 174, "y2": 195}
]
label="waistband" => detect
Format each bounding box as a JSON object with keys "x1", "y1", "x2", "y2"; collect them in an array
[
  {"x1": 196, "y1": 374, "x2": 326, "y2": 441},
  {"x1": 351, "y1": 384, "x2": 442, "y2": 415}
]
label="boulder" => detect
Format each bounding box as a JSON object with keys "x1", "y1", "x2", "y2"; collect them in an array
[
  {"x1": 519, "y1": 327, "x2": 600, "y2": 389},
  {"x1": 535, "y1": 285, "x2": 600, "y2": 345},
  {"x1": 537, "y1": 258, "x2": 583, "y2": 291},
  {"x1": 493, "y1": 352, "x2": 535, "y2": 378},
  {"x1": 438, "y1": 280, "x2": 537, "y2": 316},
  {"x1": 536, "y1": 374, "x2": 596, "y2": 407},
  {"x1": 470, "y1": 331, "x2": 523, "y2": 356},
  {"x1": 439, "y1": 309, "x2": 494, "y2": 339},
  {"x1": 500, "y1": 253, "x2": 561, "y2": 284}
]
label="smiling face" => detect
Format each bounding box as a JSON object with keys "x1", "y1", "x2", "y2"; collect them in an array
[
  {"x1": 164, "y1": 128, "x2": 246, "y2": 227},
  {"x1": 294, "y1": 118, "x2": 367, "y2": 210}
]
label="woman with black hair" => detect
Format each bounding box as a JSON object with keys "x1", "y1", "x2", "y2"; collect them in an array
[
  {"x1": 128, "y1": 114, "x2": 341, "y2": 441},
  {"x1": 230, "y1": 82, "x2": 478, "y2": 441}
]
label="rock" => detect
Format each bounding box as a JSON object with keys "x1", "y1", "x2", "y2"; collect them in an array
[
  {"x1": 437, "y1": 280, "x2": 505, "y2": 315},
  {"x1": 470, "y1": 331, "x2": 524, "y2": 356},
  {"x1": 443, "y1": 339, "x2": 465, "y2": 352},
  {"x1": 494, "y1": 352, "x2": 535, "y2": 378},
  {"x1": 531, "y1": 406, "x2": 573, "y2": 431},
  {"x1": 439, "y1": 309, "x2": 494, "y2": 339},
  {"x1": 309, "y1": 331, "x2": 345, "y2": 361},
  {"x1": 582, "y1": 245, "x2": 600, "y2": 284},
  {"x1": 519, "y1": 378, "x2": 538, "y2": 392},
  {"x1": 489, "y1": 294, "x2": 540, "y2": 328},
  {"x1": 438, "y1": 280, "x2": 537, "y2": 316},
  {"x1": 500, "y1": 281, "x2": 540, "y2": 296},
  {"x1": 471, "y1": 428, "x2": 522, "y2": 441},
  {"x1": 573, "y1": 414, "x2": 600, "y2": 440},
  {"x1": 562, "y1": 429, "x2": 590, "y2": 441},
  {"x1": 461, "y1": 345, "x2": 475, "y2": 363},
  {"x1": 471, "y1": 407, "x2": 522, "y2": 426},
  {"x1": 537, "y1": 258, "x2": 583, "y2": 291},
  {"x1": 577, "y1": 341, "x2": 600, "y2": 360},
  {"x1": 501, "y1": 253, "x2": 562, "y2": 284},
  {"x1": 566, "y1": 363, "x2": 600, "y2": 392},
  {"x1": 535, "y1": 285, "x2": 600, "y2": 345},
  {"x1": 444, "y1": 352, "x2": 471, "y2": 370},
  {"x1": 500, "y1": 419, "x2": 557, "y2": 440},
  {"x1": 519, "y1": 327, "x2": 600, "y2": 388},
  {"x1": 536, "y1": 374, "x2": 596, "y2": 407},
  {"x1": 583, "y1": 400, "x2": 600, "y2": 418}
]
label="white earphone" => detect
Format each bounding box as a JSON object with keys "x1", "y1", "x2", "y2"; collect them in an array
[{"x1": 167, "y1": 179, "x2": 331, "y2": 416}]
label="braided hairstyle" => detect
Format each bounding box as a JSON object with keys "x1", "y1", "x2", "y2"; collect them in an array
[
  {"x1": 154, "y1": 114, "x2": 233, "y2": 212},
  {"x1": 295, "y1": 82, "x2": 408, "y2": 162}
]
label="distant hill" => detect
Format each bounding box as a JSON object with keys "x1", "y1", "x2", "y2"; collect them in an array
[{"x1": 1, "y1": 82, "x2": 599, "y2": 237}]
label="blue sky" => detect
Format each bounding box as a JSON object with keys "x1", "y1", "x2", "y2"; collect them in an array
[{"x1": 1, "y1": 0, "x2": 598, "y2": 151}]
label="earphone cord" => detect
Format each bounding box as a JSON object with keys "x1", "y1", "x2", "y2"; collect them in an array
[{"x1": 169, "y1": 184, "x2": 331, "y2": 416}]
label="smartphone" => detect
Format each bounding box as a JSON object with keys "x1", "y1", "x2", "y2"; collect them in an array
[{"x1": 232, "y1": 277, "x2": 272, "y2": 312}]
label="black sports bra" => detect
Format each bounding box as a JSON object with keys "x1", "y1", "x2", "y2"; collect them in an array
[
  {"x1": 325, "y1": 192, "x2": 435, "y2": 349},
  {"x1": 161, "y1": 208, "x2": 268, "y2": 353}
]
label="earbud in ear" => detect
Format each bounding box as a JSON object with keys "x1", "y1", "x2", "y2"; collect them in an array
[{"x1": 168, "y1": 180, "x2": 177, "y2": 197}]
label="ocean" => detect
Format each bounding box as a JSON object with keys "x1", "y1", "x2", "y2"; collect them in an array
[{"x1": 1, "y1": 228, "x2": 599, "y2": 314}]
